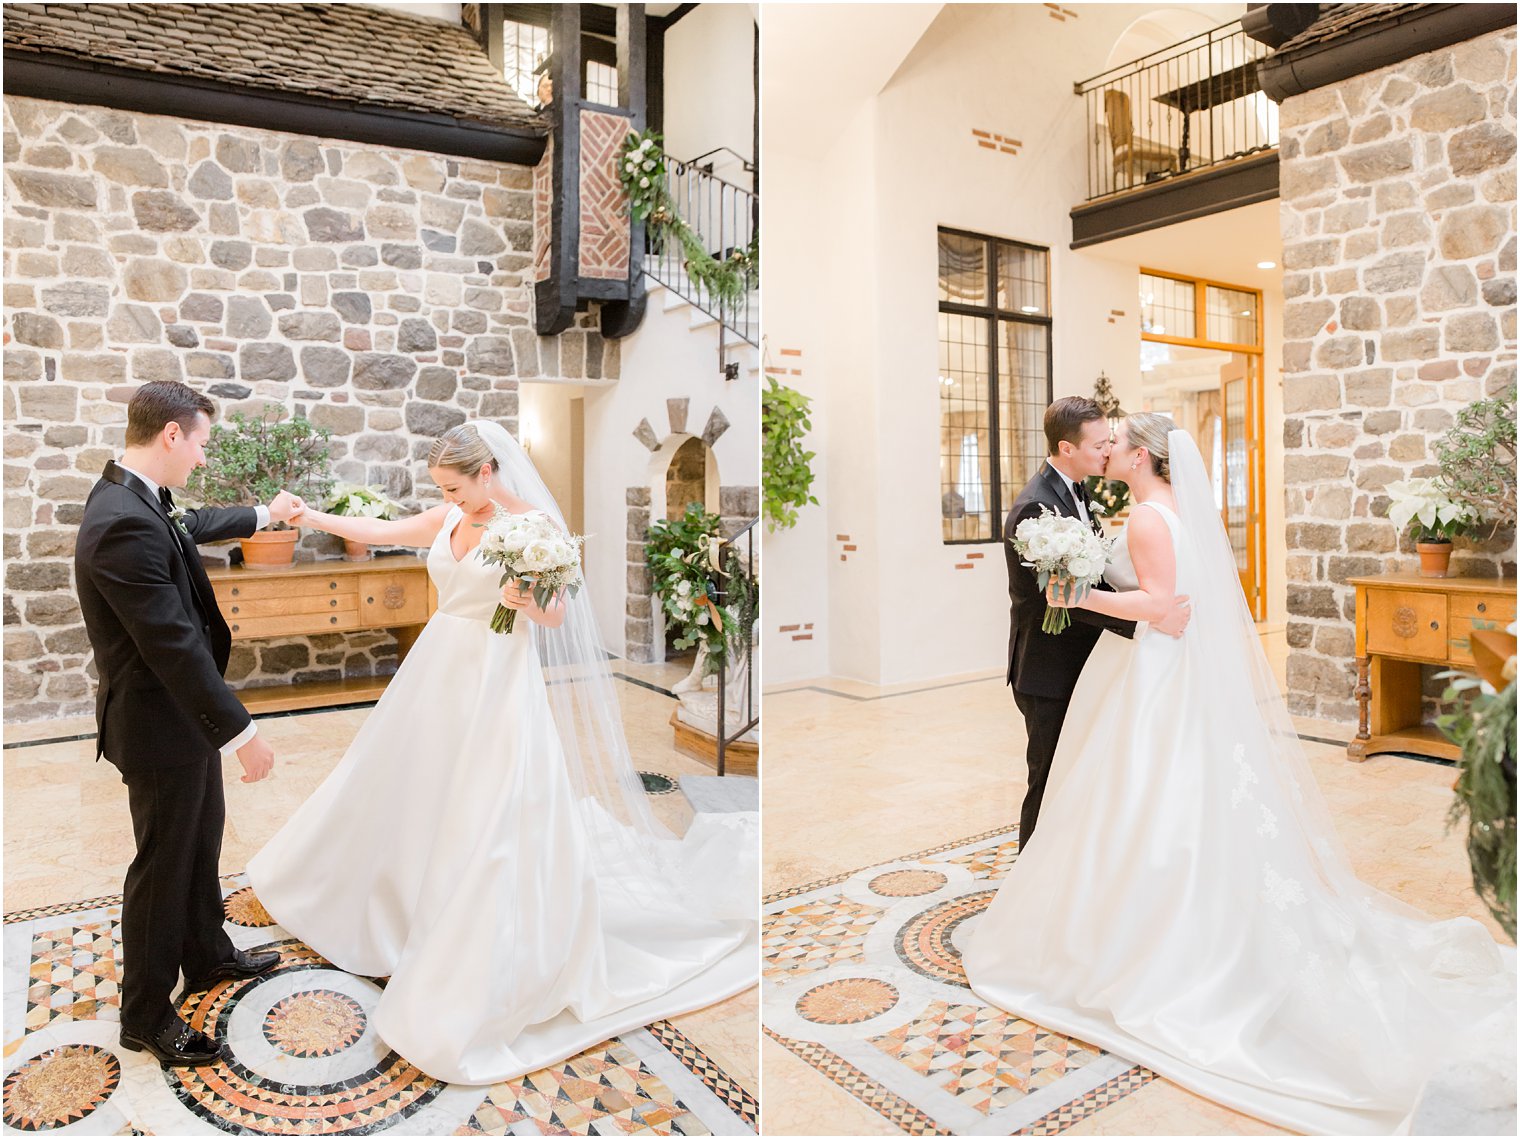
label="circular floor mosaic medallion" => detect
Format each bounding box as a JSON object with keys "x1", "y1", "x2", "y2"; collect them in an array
[
  {"x1": 2, "y1": 1044, "x2": 120, "y2": 1131},
  {"x1": 639, "y1": 770, "x2": 679, "y2": 796},
  {"x1": 263, "y1": 990, "x2": 368, "y2": 1058},
  {"x1": 894, "y1": 890, "x2": 997, "y2": 988},
  {"x1": 868, "y1": 869, "x2": 949, "y2": 897},
  {"x1": 170, "y1": 938, "x2": 443, "y2": 1135},
  {"x1": 795, "y1": 977, "x2": 900, "y2": 1025},
  {"x1": 223, "y1": 886, "x2": 276, "y2": 928}
]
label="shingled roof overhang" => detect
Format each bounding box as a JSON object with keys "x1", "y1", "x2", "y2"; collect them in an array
[
  {"x1": 1253, "y1": 2, "x2": 1518, "y2": 102},
  {"x1": 2, "y1": 3, "x2": 547, "y2": 165}
]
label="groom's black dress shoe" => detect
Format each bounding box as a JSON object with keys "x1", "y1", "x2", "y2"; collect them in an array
[
  {"x1": 180, "y1": 947, "x2": 281, "y2": 994},
  {"x1": 119, "y1": 1018, "x2": 220, "y2": 1066}
]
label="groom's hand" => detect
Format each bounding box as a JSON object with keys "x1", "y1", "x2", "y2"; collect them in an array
[
  {"x1": 266, "y1": 490, "x2": 305, "y2": 525},
  {"x1": 1155, "y1": 595, "x2": 1192, "y2": 638},
  {"x1": 236, "y1": 732, "x2": 275, "y2": 783}
]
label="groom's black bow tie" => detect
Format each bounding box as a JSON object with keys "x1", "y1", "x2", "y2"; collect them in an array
[{"x1": 158, "y1": 487, "x2": 175, "y2": 513}]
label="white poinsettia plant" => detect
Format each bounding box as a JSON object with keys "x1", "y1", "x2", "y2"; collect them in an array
[
  {"x1": 325, "y1": 483, "x2": 403, "y2": 520},
  {"x1": 1384, "y1": 476, "x2": 1478, "y2": 544}
]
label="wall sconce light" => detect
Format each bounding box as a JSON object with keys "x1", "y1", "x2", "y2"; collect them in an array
[{"x1": 520, "y1": 415, "x2": 535, "y2": 454}]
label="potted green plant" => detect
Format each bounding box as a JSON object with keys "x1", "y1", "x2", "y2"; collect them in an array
[
  {"x1": 1383, "y1": 476, "x2": 1477, "y2": 578},
  {"x1": 1434, "y1": 383, "x2": 1516, "y2": 535},
  {"x1": 761, "y1": 375, "x2": 818, "y2": 532},
  {"x1": 1438, "y1": 625, "x2": 1516, "y2": 940},
  {"x1": 187, "y1": 410, "x2": 333, "y2": 567},
  {"x1": 326, "y1": 483, "x2": 403, "y2": 561}
]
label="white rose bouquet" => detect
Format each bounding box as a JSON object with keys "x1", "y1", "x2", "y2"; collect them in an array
[
  {"x1": 477, "y1": 510, "x2": 585, "y2": 634},
  {"x1": 1011, "y1": 506, "x2": 1113, "y2": 635}
]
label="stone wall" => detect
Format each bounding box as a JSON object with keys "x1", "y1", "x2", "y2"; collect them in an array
[
  {"x1": 3, "y1": 95, "x2": 618, "y2": 722},
  {"x1": 1277, "y1": 29, "x2": 1517, "y2": 722}
]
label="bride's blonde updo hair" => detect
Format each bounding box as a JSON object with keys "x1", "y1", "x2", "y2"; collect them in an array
[
  {"x1": 1125, "y1": 412, "x2": 1174, "y2": 482},
  {"x1": 427, "y1": 424, "x2": 495, "y2": 477}
]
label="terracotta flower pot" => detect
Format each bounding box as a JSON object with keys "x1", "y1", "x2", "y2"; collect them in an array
[
  {"x1": 240, "y1": 529, "x2": 299, "y2": 567},
  {"x1": 343, "y1": 539, "x2": 371, "y2": 561},
  {"x1": 1416, "y1": 540, "x2": 1453, "y2": 578}
]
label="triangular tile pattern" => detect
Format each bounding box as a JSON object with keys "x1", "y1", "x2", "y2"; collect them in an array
[
  {"x1": 26, "y1": 915, "x2": 121, "y2": 1029},
  {"x1": 647, "y1": 1019, "x2": 759, "y2": 1130},
  {"x1": 578, "y1": 109, "x2": 634, "y2": 281},
  {"x1": 761, "y1": 897, "x2": 884, "y2": 980},
  {"x1": 869, "y1": 1000, "x2": 1101, "y2": 1115},
  {"x1": 463, "y1": 1042, "x2": 701, "y2": 1136},
  {"x1": 8, "y1": 885, "x2": 755, "y2": 1135},
  {"x1": 944, "y1": 839, "x2": 1021, "y2": 880},
  {"x1": 2, "y1": 1044, "x2": 121, "y2": 1131}
]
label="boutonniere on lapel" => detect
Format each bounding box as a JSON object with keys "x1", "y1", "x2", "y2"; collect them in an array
[
  {"x1": 1088, "y1": 499, "x2": 1107, "y2": 517},
  {"x1": 167, "y1": 505, "x2": 190, "y2": 535}
]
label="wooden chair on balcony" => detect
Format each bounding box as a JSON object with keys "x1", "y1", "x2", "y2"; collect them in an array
[{"x1": 1103, "y1": 89, "x2": 1177, "y2": 189}]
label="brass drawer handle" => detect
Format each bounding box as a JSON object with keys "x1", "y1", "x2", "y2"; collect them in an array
[
  {"x1": 231, "y1": 606, "x2": 239, "y2": 614},
  {"x1": 367, "y1": 596, "x2": 374, "y2": 604},
  {"x1": 1478, "y1": 602, "x2": 1487, "y2": 613},
  {"x1": 330, "y1": 599, "x2": 337, "y2": 607},
  {"x1": 232, "y1": 624, "x2": 239, "y2": 632},
  {"x1": 1430, "y1": 621, "x2": 1440, "y2": 631},
  {"x1": 231, "y1": 588, "x2": 240, "y2": 597},
  {"x1": 330, "y1": 616, "x2": 338, "y2": 625},
  {"x1": 329, "y1": 581, "x2": 338, "y2": 590}
]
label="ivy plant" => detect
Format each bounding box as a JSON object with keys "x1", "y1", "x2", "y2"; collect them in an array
[{"x1": 761, "y1": 375, "x2": 818, "y2": 532}]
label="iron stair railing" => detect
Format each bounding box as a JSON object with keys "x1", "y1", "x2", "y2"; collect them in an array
[{"x1": 642, "y1": 152, "x2": 758, "y2": 373}]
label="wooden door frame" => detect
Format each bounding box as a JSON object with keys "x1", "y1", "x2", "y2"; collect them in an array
[{"x1": 1139, "y1": 268, "x2": 1267, "y2": 619}]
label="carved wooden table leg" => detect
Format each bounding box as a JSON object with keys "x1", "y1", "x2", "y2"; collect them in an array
[{"x1": 1348, "y1": 655, "x2": 1371, "y2": 761}]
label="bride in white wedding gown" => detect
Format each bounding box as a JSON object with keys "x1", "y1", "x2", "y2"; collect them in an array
[
  {"x1": 964, "y1": 414, "x2": 1514, "y2": 1135},
  {"x1": 247, "y1": 421, "x2": 757, "y2": 1085}
]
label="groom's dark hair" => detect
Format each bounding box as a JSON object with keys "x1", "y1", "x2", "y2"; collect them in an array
[
  {"x1": 1044, "y1": 396, "x2": 1106, "y2": 454},
  {"x1": 125, "y1": 381, "x2": 216, "y2": 447}
]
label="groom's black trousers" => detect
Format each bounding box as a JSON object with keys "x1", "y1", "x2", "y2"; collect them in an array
[
  {"x1": 1013, "y1": 688, "x2": 1071, "y2": 851},
  {"x1": 119, "y1": 751, "x2": 235, "y2": 1034}
]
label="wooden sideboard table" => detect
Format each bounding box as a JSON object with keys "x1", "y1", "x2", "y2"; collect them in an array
[
  {"x1": 206, "y1": 554, "x2": 437, "y2": 714},
  {"x1": 1347, "y1": 573, "x2": 1516, "y2": 762}
]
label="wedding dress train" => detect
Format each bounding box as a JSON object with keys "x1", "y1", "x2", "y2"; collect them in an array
[
  {"x1": 249, "y1": 505, "x2": 757, "y2": 1084},
  {"x1": 964, "y1": 443, "x2": 1514, "y2": 1135}
]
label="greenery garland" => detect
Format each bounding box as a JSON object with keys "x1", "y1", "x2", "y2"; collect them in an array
[
  {"x1": 1439, "y1": 661, "x2": 1517, "y2": 940},
  {"x1": 645, "y1": 502, "x2": 754, "y2": 676},
  {"x1": 618, "y1": 129, "x2": 756, "y2": 311},
  {"x1": 761, "y1": 374, "x2": 819, "y2": 532}
]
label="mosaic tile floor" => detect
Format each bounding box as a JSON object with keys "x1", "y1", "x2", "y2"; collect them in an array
[
  {"x1": 3, "y1": 877, "x2": 757, "y2": 1136},
  {"x1": 763, "y1": 825, "x2": 1162, "y2": 1136}
]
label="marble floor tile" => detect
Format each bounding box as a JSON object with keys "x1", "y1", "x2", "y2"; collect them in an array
[
  {"x1": 759, "y1": 628, "x2": 1506, "y2": 1136},
  {"x1": 3, "y1": 663, "x2": 758, "y2": 1135}
]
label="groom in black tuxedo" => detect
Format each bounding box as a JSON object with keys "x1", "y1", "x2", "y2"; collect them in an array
[
  {"x1": 1004, "y1": 396, "x2": 1189, "y2": 849},
  {"x1": 74, "y1": 381, "x2": 305, "y2": 1065}
]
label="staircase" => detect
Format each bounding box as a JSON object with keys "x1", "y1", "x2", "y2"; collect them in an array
[{"x1": 640, "y1": 152, "x2": 758, "y2": 375}]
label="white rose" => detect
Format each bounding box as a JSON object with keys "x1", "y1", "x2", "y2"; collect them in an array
[
  {"x1": 522, "y1": 539, "x2": 555, "y2": 571},
  {"x1": 639, "y1": 177, "x2": 650, "y2": 188},
  {"x1": 1067, "y1": 555, "x2": 1093, "y2": 579},
  {"x1": 640, "y1": 138, "x2": 653, "y2": 151},
  {"x1": 677, "y1": 580, "x2": 691, "y2": 596},
  {"x1": 1028, "y1": 532, "x2": 1053, "y2": 560},
  {"x1": 642, "y1": 159, "x2": 655, "y2": 171},
  {"x1": 697, "y1": 609, "x2": 710, "y2": 625}
]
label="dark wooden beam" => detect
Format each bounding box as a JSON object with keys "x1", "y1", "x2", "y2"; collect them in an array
[
  {"x1": 602, "y1": 3, "x2": 649, "y2": 340},
  {"x1": 2, "y1": 52, "x2": 545, "y2": 166},
  {"x1": 536, "y1": 2, "x2": 583, "y2": 336},
  {"x1": 1069, "y1": 152, "x2": 1279, "y2": 249}
]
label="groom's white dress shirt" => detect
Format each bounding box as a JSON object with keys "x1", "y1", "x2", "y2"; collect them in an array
[
  {"x1": 116, "y1": 460, "x2": 268, "y2": 757},
  {"x1": 1045, "y1": 460, "x2": 1091, "y2": 527}
]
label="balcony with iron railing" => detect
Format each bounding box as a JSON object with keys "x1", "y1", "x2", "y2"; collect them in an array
[
  {"x1": 642, "y1": 148, "x2": 758, "y2": 366},
  {"x1": 1071, "y1": 17, "x2": 1280, "y2": 245}
]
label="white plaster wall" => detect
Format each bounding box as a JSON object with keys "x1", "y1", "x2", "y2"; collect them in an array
[
  {"x1": 582, "y1": 292, "x2": 759, "y2": 657},
  {"x1": 519, "y1": 381, "x2": 577, "y2": 530},
  {"x1": 364, "y1": 2, "x2": 462, "y2": 26},
  {"x1": 762, "y1": 2, "x2": 1249, "y2": 686},
  {"x1": 663, "y1": 3, "x2": 758, "y2": 186}
]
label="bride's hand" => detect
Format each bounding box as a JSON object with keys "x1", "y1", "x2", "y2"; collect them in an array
[
  {"x1": 1045, "y1": 578, "x2": 1078, "y2": 609},
  {"x1": 500, "y1": 582, "x2": 534, "y2": 611}
]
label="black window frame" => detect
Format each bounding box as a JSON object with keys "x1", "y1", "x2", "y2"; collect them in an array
[{"x1": 937, "y1": 226, "x2": 1054, "y2": 546}]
